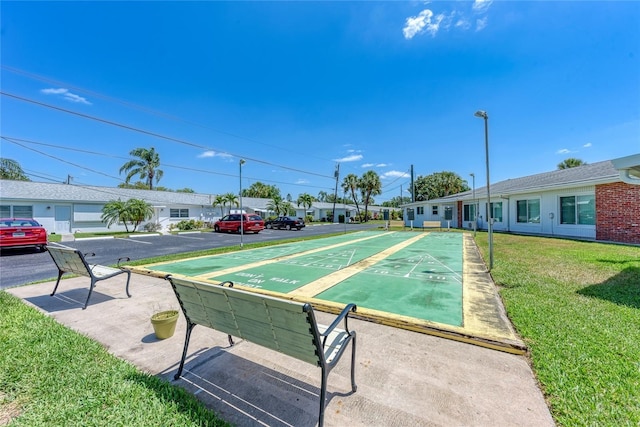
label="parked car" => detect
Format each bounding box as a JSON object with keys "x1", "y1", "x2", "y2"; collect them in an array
[
  {"x1": 268, "y1": 216, "x2": 306, "y2": 231},
  {"x1": 214, "y1": 214, "x2": 265, "y2": 234},
  {"x1": 0, "y1": 218, "x2": 48, "y2": 252}
]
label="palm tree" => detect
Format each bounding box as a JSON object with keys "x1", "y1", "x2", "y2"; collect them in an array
[
  {"x1": 341, "y1": 174, "x2": 361, "y2": 220},
  {"x1": 267, "y1": 195, "x2": 285, "y2": 217},
  {"x1": 119, "y1": 147, "x2": 164, "y2": 190},
  {"x1": 359, "y1": 170, "x2": 382, "y2": 222},
  {"x1": 0, "y1": 158, "x2": 30, "y2": 181},
  {"x1": 126, "y1": 199, "x2": 154, "y2": 232},
  {"x1": 212, "y1": 194, "x2": 226, "y2": 216},
  {"x1": 222, "y1": 192, "x2": 239, "y2": 215},
  {"x1": 296, "y1": 193, "x2": 315, "y2": 217},
  {"x1": 101, "y1": 199, "x2": 132, "y2": 232},
  {"x1": 317, "y1": 190, "x2": 329, "y2": 202},
  {"x1": 558, "y1": 158, "x2": 586, "y2": 169}
]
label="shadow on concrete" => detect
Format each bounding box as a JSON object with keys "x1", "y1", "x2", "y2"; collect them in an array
[{"x1": 25, "y1": 289, "x2": 115, "y2": 312}]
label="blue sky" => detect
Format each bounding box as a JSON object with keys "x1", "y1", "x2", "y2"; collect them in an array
[{"x1": 1, "y1": 1, "x2": 639, "y2": 203}]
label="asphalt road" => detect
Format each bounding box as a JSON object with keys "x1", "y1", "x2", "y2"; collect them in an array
[{"x1": 0, "y1": 223, "x2": 378, "y2": 290}]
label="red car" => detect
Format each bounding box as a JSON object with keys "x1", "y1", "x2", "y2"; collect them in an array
[
  {"x1": 214, "y1": 213, "x2": 265, "y2": 234},
  {"x1": 0, "y1": 218, "x2": 48, "y2": 252}
]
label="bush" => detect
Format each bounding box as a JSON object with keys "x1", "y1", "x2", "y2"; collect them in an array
[
  {"x1": 143, "y1": 222, "x2": 162, "y2": 232},
  {"x1": 173, "y1": 219, "x2": 204, "y2": 231},
  {"x1": 304, "y1": 215, "x2": 313, "y2": 223}
]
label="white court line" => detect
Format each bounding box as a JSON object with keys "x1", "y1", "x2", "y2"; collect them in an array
[{"x1": 403, "y1": 256, "x2": 425, "y2": 278}]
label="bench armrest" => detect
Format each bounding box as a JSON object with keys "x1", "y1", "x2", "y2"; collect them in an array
[
  {"x1": 321, "y1": 303, "x2": 357, "y2": 344},
  {"x1": 117, "y1": 257, "x2": 131, "y2": 268},
  {"x1": 84, "y1": 252, "x2": 96, "y2": 258}
]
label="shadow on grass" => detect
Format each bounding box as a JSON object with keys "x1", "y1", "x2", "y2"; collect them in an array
[
  {"x1": 578, "y1": 266, "x2": 640, "y2": 309},
  {"x1": 124, "y1": 370, "x2": 231, "y2": 427}
]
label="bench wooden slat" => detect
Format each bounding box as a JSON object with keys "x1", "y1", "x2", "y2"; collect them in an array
[
  {"x1": 47, "y1": 246, "x2": 132, "y2": 310},
  {"x1": 167, "y1": 275, "x2": 357, "y2": 426}
]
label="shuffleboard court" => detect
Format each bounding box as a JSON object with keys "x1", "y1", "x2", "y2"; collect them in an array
[{"x1": 133, "y1": 230, "x2": 525, "y2": 354}]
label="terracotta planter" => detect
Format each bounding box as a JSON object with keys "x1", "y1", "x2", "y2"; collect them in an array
[{"x1": 150, "y1": 310, "x2": 179, "y2": 339}]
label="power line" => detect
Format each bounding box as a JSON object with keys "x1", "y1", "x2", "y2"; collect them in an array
[
  {"x1": 2, "y1": 64, "x2": 337, "y2": 164},
  {"x1": 1, "y1": 91, "x2": 335, "y2": 180}
]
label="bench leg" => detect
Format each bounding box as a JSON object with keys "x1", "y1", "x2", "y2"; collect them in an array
[
  {"x1": 83, "y1": 278, "x2": 98, "y2": 310},
  {"x1": 175, "y1": 322, "x2": 196, "y2": 380},
  {"x1": 319, "y1": 365, "x2": 328, "y2": 427},
  {"x1": 123, "y1": 270, "x2": 132, "y2": 298},
  {"x1": 50, "y1": 270, "x2": 65, "y2": 297},
  {"x1": 350, "y1": 331, "x2": 357, "y2": 392}
]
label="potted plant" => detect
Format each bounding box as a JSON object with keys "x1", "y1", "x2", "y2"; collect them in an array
[{"x1": 150, "y1": 309, "x2": 179, "y2": 339}]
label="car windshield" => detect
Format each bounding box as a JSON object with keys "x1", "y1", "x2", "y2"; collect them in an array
[
  {"x1": 248, "y1": 215, "x2": 261, "y2": 221},
  {"x1": 1, "y1": 219, "x2": 40, "y2": 227}
]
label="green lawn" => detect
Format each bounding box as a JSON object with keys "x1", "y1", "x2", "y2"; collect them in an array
[
  {"x1": 0, "y1": 293, "x2": 229, "y2": 426},
  {"x1": 475, "y1": 233, "x2": 640, "y2": 426},
  {"x1": 2, "y1": 231, "x2": 638, "y2": 425}
]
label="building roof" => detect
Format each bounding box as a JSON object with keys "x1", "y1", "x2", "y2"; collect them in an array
[{"x1": 402, "y1": 159, "x2": 621, "y2": 207}]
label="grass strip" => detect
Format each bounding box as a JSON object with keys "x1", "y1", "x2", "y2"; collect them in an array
[
  {"x1": 0, "y1": 292, "x2": 229, "y2": 427},
  {"x1": 475, "y1": 233, "x2": 640, "y2": 426}
]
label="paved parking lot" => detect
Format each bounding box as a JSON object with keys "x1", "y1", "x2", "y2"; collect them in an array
[{"x1": 0, "y1": 223, "x2": 376, "y2": 289}]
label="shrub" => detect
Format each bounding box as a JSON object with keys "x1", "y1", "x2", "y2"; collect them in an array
[
  {"x1": 173, "y1": 220, "x2": 204, "y2": 231},
  {"x1": 143, "y1": 222, "x2": 162, "y2": 232}
]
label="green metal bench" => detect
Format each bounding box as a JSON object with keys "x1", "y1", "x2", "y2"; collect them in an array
[
  {"x1": 47, "y1": 246, "x2": 131, "y2": 309},
  {"x1": 165, "y1": 275, "x2": 358, "y2": 427}
]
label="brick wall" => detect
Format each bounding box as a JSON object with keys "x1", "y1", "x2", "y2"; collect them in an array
[
  {"x1": 596, "y1": 182, "x2": 640, "y2": 244},
  {"x1": 457, "y1": 200, "x2": 463, "y2": 228}
]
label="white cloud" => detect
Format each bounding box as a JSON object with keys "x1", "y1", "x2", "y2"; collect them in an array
[
  {"x1": 362, "y1": 163, "x2": 375, "y2": 168},
  {"x1": 41, "y1": 87, "x2": 91, "y2": 105},
  {"x1": 335, "y1": 154, "x2": 364, "y2": 162},
  {"x1": 295, "y1": 179, "x2": 310, "y2": 185},
  {"x1": 455, "y1": 18, "x2": 471, "y2": 30},
  {"x1": 383, "y1": 170, "x2": 410, "y2": 179},
  {"x1": 557, "y1": 149, "x2": 571, "y2": 154},
  {"x1": 583, "y1": 142, "x2": 592, "y2": 148},
  {"x1": 472, "y1": 0, "x2": 493, "y2": 13},
  {"x1": 361, "y1": 163, "x2": 388, "y2": 168},
  {"x1": 476, "y1": 16, "x2": 488, "y2": 31},
  {"x1": 403, "y1": 9, "x2": 445, "y2": 39},
  {"x1": 197, "y1": 150, "x2": 233, "y2": 159}
]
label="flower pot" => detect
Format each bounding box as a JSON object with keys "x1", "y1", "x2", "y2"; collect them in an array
[{"x1": 151, "y1": 310, "x2": 179, "y2": 339}]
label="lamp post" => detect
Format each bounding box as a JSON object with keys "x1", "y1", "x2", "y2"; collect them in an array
[
  {"x1": 474, "y1": 110, "x2": 493, "y2": 271},
  {"x1": 470, "y1": 172, "x2": 476, "y2": 237},
  {"x1": 239, "y1": 159, "x2": 245, "y2": 248}
]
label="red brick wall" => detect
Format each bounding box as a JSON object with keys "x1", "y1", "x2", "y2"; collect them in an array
[
  {"x1": 457, "y1": 200, "x2": 463, "y2": 228},
  {"x1": 596, "y1": 182, "x2": 640, "y2": 244}
]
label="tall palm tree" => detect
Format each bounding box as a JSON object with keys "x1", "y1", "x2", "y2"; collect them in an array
[
  {"x1": 222, "y1": 192, "x2": 239, "y2": 215},
  {"x1": 359, "y1": 170, "x2": 382, "y2": 222},
  {"x1": 558, "y1": 158, "x2": 586, "y2": 170},
  {"x1": 341, "y1": 174, "x2": 361, "y2": 220},
  {"x1": 119, "y1": 147, "x2": 164, "y2": 190}
]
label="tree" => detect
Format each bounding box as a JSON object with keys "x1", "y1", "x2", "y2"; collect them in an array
[
  {"x1": 119, "y1": 147, "x2": 164, "y2": 190},
  {"x1": 212, "y1": 194, "x2": 226, "y2": 216},
  {"x1": 101, "y1": 198, "x2": 153, "y2": 232},
  {"x1": 222, "y1": 192, "x2": 239, "y2": 215},
  {"x1": 0, "y1": 158, "x2": 30, "y2": 181},
  {"x1": 341, "y1": 174, "x2": 361, "y2": 220},
  {"x1": 317, "y1": 190, "x2": 329, "y2": 202},
  {"x1": 359, "y1": 170, "x2": 382, "y2": 223},
  {"x1": 267, "y1": 195, "x2": 286, "y2": 216},
  {"x1": 381, "y1": 196, "x2": 412, "y2": 208},
  {"x1": 558, "y1": 158, "x2": 586, "y2": 169},
  {"x1": 241, "y1": 181, "x2": 280, "y2": 199},
  {"x1": 176, "y1": 188, "x2": 195, "y2": 193},
  {"x1": 296, "y1": 193, "x2": 315, "y2": 215},
  {"x1": 414, "y1": 171, "x2": 470, "y2": 201}
]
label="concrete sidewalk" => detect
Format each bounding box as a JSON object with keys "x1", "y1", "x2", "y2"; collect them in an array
[{"x1": 7, "y1": 274, "x2": 554, "y2": 427}]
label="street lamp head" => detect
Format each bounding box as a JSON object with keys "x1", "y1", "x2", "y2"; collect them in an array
[
  {"x1": 470, "y1": 172, "x2": 474, "y2": 178},
  {"x1": 240, "y1": 159, "x2": 246, "y2": 165},
  {"x1": 474, "y1": 110, "x2": 488, "y2": 119}
]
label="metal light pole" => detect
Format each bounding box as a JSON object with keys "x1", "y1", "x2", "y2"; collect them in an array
[
  {"x1": 474, "y1": 110, "x2": 493, "y2": 271},
  {"x1": 239, "y1": 159, "x2": 245, "y2": 248},
  {"x1": 470, "y1": 172, "x2": 476, "y2": 237}
]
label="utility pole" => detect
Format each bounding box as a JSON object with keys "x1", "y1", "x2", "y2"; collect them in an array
[
  {"x1": 332, "y1": 163, "x2": 340, "y2": 223},
  {"x1": 410, "y1": 165, "x2": 415, "y2": 203}
]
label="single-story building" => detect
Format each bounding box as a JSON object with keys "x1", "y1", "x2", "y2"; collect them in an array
[
  {"x1": 0, "y1": 180, "x2": 379, "y2": 234},
  {"x1": 401, "y1": 154, "x2": 640, "y2": 245}
]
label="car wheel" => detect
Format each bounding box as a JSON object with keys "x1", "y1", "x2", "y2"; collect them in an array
[
  {"x1": 214, "y1": 225, "x2": 220, "y2": 232},
  {"x1": 286, "y1": 224, "x2": 292, "y2": 230}
]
